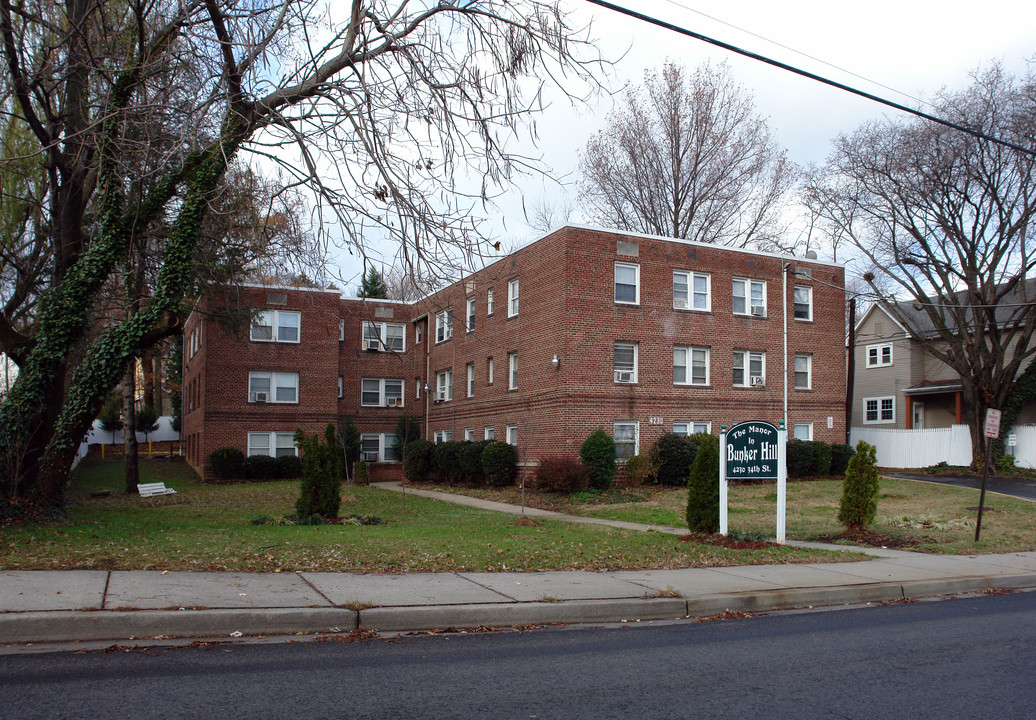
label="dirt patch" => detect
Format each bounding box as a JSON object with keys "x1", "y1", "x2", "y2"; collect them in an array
[
  {"x1": 678, "y1": 532, "x2": 779, "y2": 550},
  {"x1": 511, "y1": 516, "x2": 541, "y2": 527},
  {"x1": 813, "y1": 530, "x2": 937, "y2": 550}
]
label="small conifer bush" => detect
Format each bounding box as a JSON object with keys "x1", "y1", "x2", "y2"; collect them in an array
[
  {"x1": 838, "y1": 440, "x2": 879, "y2": 532},
  {"x1": 580, "y1": 428, "x2": 616, "y2": 490},
  {"x1": 295, "y1": 424, "x2": 343, "y2": 519},
  {"x1": 685, "y1": 434, "x2": 720, "y2": 533}
]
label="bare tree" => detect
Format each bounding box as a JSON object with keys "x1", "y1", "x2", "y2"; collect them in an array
[
  {"x1": 526, "y1": 196, "x2": 576, "y2": 234},
  {"x1": 579, "y1": 61, "x2": 796, "y2": 248},
  {"x1": 804, "y1": 61, "x2": 1036, "y2": 458},
  {"x1": 0, "y1": 0, "x2": 604, "y2": 507}
]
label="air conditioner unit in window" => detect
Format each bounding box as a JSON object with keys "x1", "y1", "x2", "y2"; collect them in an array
[
  {"x1": 435, "y1": 392, "x2": 447, "y2": 402},
  {"x1": 614, "y1": 370, "x2": 634, "y2": 383},
  {"x1": 750, "y1": 376, "x2": 765, "y2": 386},
  {"x1": 361, "y1": 452, "x2": 379, "y2": 463},
  {"x1": 251, "y1": 392, "x2": 268, "y2": 403},
  {"x1": 674, "y1": 299, "x2": 688, "y2": 309},
  {"x1": 750, "y1": 306, "x2": 765, "y2": 317},
  {"x1": 393, "y1": 397, "x2": 404, "y2": 407},
  {"x1": 364, "y1": 339, "x2": 381, "y2": 351}
]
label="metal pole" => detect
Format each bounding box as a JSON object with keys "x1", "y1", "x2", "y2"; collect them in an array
[
  {"x1": 975, "y1": 436, "x2": 993, "y2": 541},
  {"x1": 719, "y1": 425, "x2": 728, "y2": 536},
  {"x1": 782, "y1": 264, "x2": 789, "y2": 430}
]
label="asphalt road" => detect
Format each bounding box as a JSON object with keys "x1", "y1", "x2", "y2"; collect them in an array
[
  {"x1": 889, "y1": 472, "x2": 1036, "y2": 502},
  {"x1": 3, "y1": 591, "x2": 1035, "y2": 719}
]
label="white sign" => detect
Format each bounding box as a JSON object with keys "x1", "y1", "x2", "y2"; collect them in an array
[
  {"x1": 1008, "y1": 432, "x2": 1017, "y2": 447},
  {"x1": 984, "y1": 408, "x2": 1002, "y2": 439}
]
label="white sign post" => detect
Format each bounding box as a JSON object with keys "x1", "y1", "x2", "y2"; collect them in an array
[{"x1": 720, "y1": 420, "x2": 787, "y2": 543}]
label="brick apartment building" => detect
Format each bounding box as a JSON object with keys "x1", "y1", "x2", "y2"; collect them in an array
[{"x1": 182, "y1": 226, "x2": 846, "y2": 480}]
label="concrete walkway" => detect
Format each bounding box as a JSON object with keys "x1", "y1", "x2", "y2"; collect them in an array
[{"x1": 3, "y1": 484, "x2": 1036, "y2": 648}]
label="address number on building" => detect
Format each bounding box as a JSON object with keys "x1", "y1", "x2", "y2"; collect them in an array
[{"x1": 649, "y1": 417, "x2": 664, "y2": 426}]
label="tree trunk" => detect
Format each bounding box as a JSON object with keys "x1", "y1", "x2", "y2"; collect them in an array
[{"x1": 123, "y1": 371, "x2": 139, "y2": 494}]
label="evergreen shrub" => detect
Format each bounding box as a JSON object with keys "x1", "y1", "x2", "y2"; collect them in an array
[
  {"x1": 403, "y1": 439, "x2": 434, "y2": 482},
  {"x1": 295, "y1": 424, "x2": 343, "y2": 519},
  {"x1": 830, "y1": 444, "x2": 855, "y2": 475},
  {"x1": 811, "y1": 441, "x2": 833, "y2": 477},
  {"x1": 482, "y1": 441, "x2": 518, "y2": 487},
  {"x1": 838, "y1": 440, "x2": 880, "y2": 532},
  {"x1": 209, "y1": 447, "x2": 244, "y2": 481},
  {"x1": 786, "y1": 439, "x2": 815, "y2": 478},
  {"x1": 580, "y1": 428, "x2": 616, "y2": 490},
  {"x1": 686, "y1": 434, "x2": 720, "y2": 533},
  {"x1": 650, "y1": 433, "x2": 695, "y2": 486}
]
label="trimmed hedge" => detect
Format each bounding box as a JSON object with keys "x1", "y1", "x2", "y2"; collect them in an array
[
  {"x1": 242, "y1": 454, "x2": 281, "y2": 480},
  {"x1": 403, "y1": 439, "x2": 434, "y2": 482},
  {"x1": 686, "y1": 434, "x2": 720, "y2": 533},
  {"x1": 432, "y1": 441, "x2": 463, "y2": 484},
  {"x1": 535, "y1": 456, "x2": 590, "y2": 494},
  {"x1": 209, "y1": 447, "x2": 244, "y2": 481},
  {"x1": 458, "y1": 441, "x2": 489, "y2": 485},
  {"x1": 830, "y1": 444, "x2": 855, "y2": 475},
  {"x1": 295, "y1": 424, "x2": 343, "y2": 519},
  {"x1": 811, "y1": 441, "x2": 833, "y2": 477},
  {"x1": 482, "y1": 441, "x2": 518, "y2": 487},
  {"x1": 785, "y1": 439, "x2": 815, "y2": 478},
  {"x1": 650, "y1": 433, "x2": 695, "y2": 486},
  {"x1": 580, "y1": 428, "x2": 616, "y2": 490}
]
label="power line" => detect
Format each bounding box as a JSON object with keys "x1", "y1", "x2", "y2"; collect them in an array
[{"x1": 585, "y1": 0, "x2": 1036, "y2": 158}]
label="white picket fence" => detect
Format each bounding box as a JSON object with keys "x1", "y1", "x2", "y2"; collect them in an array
[
  {"x1": 1011, "y1": 424, "x2": 1036, "y2": 469},
  {"x1": 849, "y1": 425, "x2": 973, "y2": 468}
]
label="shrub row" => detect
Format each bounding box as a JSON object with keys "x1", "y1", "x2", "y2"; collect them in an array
[
  {"x1": 402, "y1": 440, "x2": 518, "y2": 487},
  {"x1": 786, "y1": 440, "x2": 855, "y2": 478},
  {"x1": 208, "y1": 447, "x2": 303, "y2": 482}
]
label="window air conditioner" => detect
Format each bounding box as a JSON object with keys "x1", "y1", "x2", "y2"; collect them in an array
[
  {"x1": 614, "y1": 370, "x2": 634, "y2": 383},
  {"x1": 435, "y1": 392, "x2": 447, "y2": 402},
  {"x1": 394, "y1": 397, "x2": 404, "y2": 407},
  {"x1": 364, "y1": 339, "x2": 381, "y2": 351},
  {"x1": 251, "y1": 392, "x2": 268, "y2": 402},
  {"x1": 750, "y1": 376, "x2": 765, "y2": 386},
  {"x1": 361, "y1": 452, "x2": 379, "y2": 463},
  {"x1": 750, "y1": 306, "x2": 765, "y2": 317},
  {"x1": 674, "y1": 299, "x2": 687, "y2": 309}
]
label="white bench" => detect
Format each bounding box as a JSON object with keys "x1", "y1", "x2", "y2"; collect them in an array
[{"x1": 137, "y1": 482, "x2": 177, "y2": 504}]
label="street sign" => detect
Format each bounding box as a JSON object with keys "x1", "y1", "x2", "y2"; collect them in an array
[
  {"x1": 724, "y1": 421, "x2": 780, "y2": 480},
  {"x1": 984, "y1": 408, "x2": 1002, "y2": 439}
]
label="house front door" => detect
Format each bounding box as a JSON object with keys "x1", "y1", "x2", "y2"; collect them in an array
[{"x1": 913, "y1": 402, "x2": 925, "y2": 429}]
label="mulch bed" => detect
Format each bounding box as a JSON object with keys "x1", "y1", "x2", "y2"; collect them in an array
[
  {"x1": 812, "y1": 530, "x2": 937, "y2": 550},
  {"x1": 678, "y1": 532, "x2": 778, "y2": 550}
]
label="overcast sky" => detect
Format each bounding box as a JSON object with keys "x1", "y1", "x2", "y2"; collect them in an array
[{"x1": 334, "y1": 0, "x2": 1036, "y2": 288}]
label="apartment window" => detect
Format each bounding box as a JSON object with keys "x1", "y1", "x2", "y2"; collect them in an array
[
  {"x1": 433, "y1": 430, "x2": 453, "y2": 444},
  {"x1": 487, "y1": 288, "x2": 495, "y2": 315},
  {"x1": 250, "y1": 309, "x2": 300, "y2": 343},
  {"x1": 339, "y1": 319, "x2": 345, "y2": 341},
  {"x1": 864, "y1": 396, "x2": 895, "y2": 424},
  {"x1": 464, "y1": 428, "x2": 475, "y2": 442},
  {"x1": 466, "y1": 297, "x2": 476, "y2": 332},
  {"x1": 435, "y1": 308, "x2": 453, "y2": 343},
  {"x1": 673, "y1": 271, "x2": 710, "y2": 311},
  {"x1": 360, "y1": 378, "x2": 404, "y2": 407},
  {"x1": 484, "y1": 426, "x2": 495, "y2": 441},
  {"x1": 508, "y1": 278, "x2": 519, "y2": 317},
  {"x1": 247, "y1": 432, "x2": 297, "y2": 458},
  {"x1": 793, "y1": 422, "x2": 813, "y2": 441},
  {"x1": 613, "y1": 422, "x2": 639, "y2": 460},
  {"x1": 360, "y1": 433, "x2": 401, "y2": 463},
  {"x1": 673, "y1": 421, "x2": 711, "y2": 436},
  {"x1": 436, "y1": 370, "x2": 452, "y2": 402},
  {"x1": 794, "y1": 285, "x2": 813, "y2": 321},
  {"x1": 248, "y1": 371, "x2": 298, "y2": 403},
  {"x1": 506, "y1": 424, "x2": 518, "y2": 446},
  {"x1": 362, "y1": 321, "x2": 405, "y2": 352},
  {"x1": 338, "y1": 376, "x2": 343, "y2": 399},
  {"x1": 508, "y1": 352, "x2": 518, "y2": 390},
  {"x1": 613, "y1": 342, "x2": 638, "y2": 383},
  {"x1": 415, "y1": 323, "x2": 423, "y2": 344},
  {"x1": 732, "y1": 279, "x2": 766, "y2": 317},
  {"x1": 487, "y1": 357, "x2": 494, "y2": 385},
  {"x1": 794, "y1": 354, "x2": 812, "y2": 389},
  {"x1": 415, "y1": 378, "x2": 422, "y2": 400},
  {"x1": 614, "y1": 262, "x2": 640, "y2": 305},
  {"x1": 733, "y1": 350, "x2": 765, "y2": 387},
  {"x1": 466, "y1": 363, "x2": 475, "y2": 398},
  {"x1": 866, "y1": 343, "x2": 893, "y2": 368},
  {"x1": 674, "y1": 346, "x2": 709, "y2": 386}
]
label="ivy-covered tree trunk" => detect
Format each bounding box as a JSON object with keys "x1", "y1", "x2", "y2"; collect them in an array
[{"x1": 123, "y1": 371, "x2": 139, "y2": 495}]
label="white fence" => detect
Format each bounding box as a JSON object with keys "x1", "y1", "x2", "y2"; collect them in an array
[
  {"x1": 849, "y1": 425, "x2": 973, "y2": 468},
  {"x1": 72, "y1": 416, "x2": 180, "y2": 470},
  {"x1": 1010, "y1": 424, "x2": 1036, "y2": 469}
]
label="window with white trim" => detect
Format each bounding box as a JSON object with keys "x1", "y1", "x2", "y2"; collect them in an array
[
  {"x1": 466, "y1": 363, "x2": 475, "y2": 398},
  {"x1": 732, "y1": 278, "x2": 766, "y2": 317},
  {"x1": 614, "y1": 262, "x2": 640, "y2": 305},
  {"x1": 484, "y1": 426, "x2": 495, "y2": 441},
  {"x1": 362, "y1": 321, "x2": 405, "y2": 352},
  {"x1": 506, "y1": 424, "x2": 518, "y2": 446},
  {"x1": 864, "y1": 396, "x2": 895, "y2": 424},
  {"x1": 673, "y1": 271, "x2": 710, "y2": 311},
  {"x1": 487, "y1": 288, "x2": 495, "y2": 315},
  {"x1": 613, "y1": 422, "x2": 639, "y2": 460},
  {"x1": 360, "y1": 433, "x2": 401, "y2": 462},
  {"x1": 508, "y1": 278, "x2": 519, "y2": 317},
  {"x1": 247, "y1": 431, "x2": 297, "y2": 458},
  {"x1": 866, "y1": 343, "x2": 893, "y2": 368},
  {"x1": 508, "y1": 352, "x2": 518, "y2": 390},
  {"x1": 614, "y1": 342, "x2": 638, "y2": 383},
  {"x1": 435, "y1": 308, "x2": 453, "y2": 343},
  {"x1": 733, "y1": 350, "x2": 765, "y2": 387},
  {"x1": 433, "y1": 430, "x2": 453, "y2": 443},
  {"x1": 466, "y1": 297, "x2": 476, "y2": 332},
  {"x1": 487, "y1": 357, "x2": 494, "y2": 385},
  {"x1": 250, "y1": 309, "x2": 300, "y2": 343},
  {"x1": 464, "y1": 428, "x2": 475, "y2": 442},
  {"x1": 674, "y1": 346, "x2": 709, "y2": 386},
  {"x1": 794, "y1": 354, "x2": 812, "y2": 390},
  {"x1": 339, "y1": 319, "x2": 345, "y2": 341},
  {"x1": 338, "y1": 376, "x2": 343, "y2": 399},
  {"x1": 360, "y1": 378, "x2": 404, "y2": 407},
  {"x1": 436, "y1": 370, "x2": 452, "y2": 402},
  {"x1": 415, "y1": 378, "x2": 422, "y2": 400},
  {"x1": 793, "y1": 285, "x2": 813, "y2": 321},
  {"x1": 673, "y1": 421, "x2": 711, "y2": 436},
  {"x1": 793, "y1": 422, "x2": 813, "y2": 440},
  {"x1": 415, "y1": 323, "x2": 423, "y2": 344},
  {"x1": 248, "y1": 371, "x2": 299, "y2": 403}
]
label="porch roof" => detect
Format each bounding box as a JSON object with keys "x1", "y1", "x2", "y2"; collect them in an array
[{"x1": 903, "y1": 381, "x2": 963, "y2": 396}]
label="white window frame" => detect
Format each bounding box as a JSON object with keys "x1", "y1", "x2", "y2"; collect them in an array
[
  {"x1": 673, "y1": 270, "x2": 711, "y2": 311},
  {"x1": 464, "y1": 428, "x2": 475, "y2": 442},
  {"x1": 433, "y1": 430, "x2": 454, "y2": 444},
  {"x1": 466, "y1": 362, "x2": 475, "y2": 398},
  {"x1": 613, "y1": 421, "x2": 639, "y2": 460},
  {"x1": 793, "y1": 422, "x2": 814, "y2": 441},
  {"x1": 673, "y1": 421, "x2": 711, "y2": 436},
  {"x1": 247, "y1": 431, "x2": 297, "y2": 458},
  {"x1": 508, "y1": 277, "x2": 519, "y2": 318},
  {"x1": 487, "y1": 288, "x2": 495, "y2": 316},
  {"x1": 613, "y1": 342, "x2": 638, "y2": 383},
  {"x1": 484, "y1": 426, "x2": 495, "y2": 441},
  {"x1": 793, "y1": 285, "x2": 813, "y2": 321},
  {"x1": 794, "y1": 354, "x2": 812, "y2": 390},
  {"x1": 339, "y1": 318, "x2": 345, "y2": 341},
  {"x1": 674, "y1": 346, "x2": 709, "y2": 386},
  {"x1": 362, "y1": 321, "x2": 405, "y2": 352},
  {"x1": 614, "y1": 262, "x2": 640, "y2": 305},
  {"x1": 487, "y1": 357, "x2": 494, "y2": 385},
  {"x1": 250, "y1": 309, "x2": 300, "y2": 343},
  {"x1": 866, "y1": 343, "x2": 893, "y2": 368},
  {"x1": 435, "y1": 308, "x2": 453, "y2": 344},
  {"x1": 436, "y1": 370, "x2": 452, "y2": 402},
  {"x1": 732, "y1": 278, "x2": 766, "y2": 317},
  {"x1": 733, "y1": 350, "x2": 766, "y2": 387},
  {"x1": 248, "y1": 371, "x2": 299, "y2": 404},
  {"x1": 864, "y1": 396, "x2": 896, "y2": 424},
  {"x1": 506, "y1": 424, "x2": 518, "y2": 446},
  {"x1": 360, "y1": 433, "x2": 402, "y2": 463},
  {"x1": 338, "y1": 376, "x2": 343, "y2": 399},
  {"x1": 508, "y1": 352, "x2": 518, "y2": 390},
  {"x1": 360, "y1": 378, "x2": 405, "y2": 407},
  {"x1": 466, "y1": 296, "x2": 476, "y2": 333}
]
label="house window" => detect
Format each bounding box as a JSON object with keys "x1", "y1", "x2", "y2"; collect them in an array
[
  {"x1": 866, "y1": 343, "x2": 893, "y2": 368},
  {"x1": 248, "y1": 371, "x2": 299, "y2": 403},
  {"x1": 436, "y1": 370, "x2": 452, "y2": 402},
  {"x1": 674, "y1": 346, "x2": 709, "y2": 386},
  {"x1": 508, "y1": 278, "x2": 519, "y2": 317},
  {"x1": 247, "y1": 432, "x2": 297, "y2": 458},
  {"x1": 415, "y1": 378, "x2": 422, "y2": 399},
  {"x1": 487, "y1": 357, "x2": 494, "y2": 385},
  {"x1": 614, "y1": 342, "x2": 638, "y2": 383},
  {"x1": 435, "y1": 308, "x2": 453, "y2": 343},
  {"x1": 613, "y1": 422, "x2": 639, "y2": 460},
  {"x1": 793, "y1": 422, "x2": 813, "y2": 441},
  {"x1": 484, "y1": 426, "x2": 495, "y2": 441},
  {"x1": 338, "y1": 376, "x2": 343, "y2": 399},
  {"x1": 673, "y1": 421, "x2": 711, "y2": 436},
  {"x1": 673, "y1": 271, "x2": 710, "y2": 311},
  {"x1": 415, "y1": 323, "x2": 423, "y2": 344},
  {"x1": 250, "y1": 309, "x2": 300, "y2": 343},
  {"x1": 466, "y1": 297, "x2": 476, "y2": 332},
  {"x1": 614, "y1": 262, "x2": 639, "y2": 305},
  {"x1": 794, "y1": 354, "x2": 812, "y2": 389},
  {"x1": 433, "y1": 430, "x2": 453, "y2": 444},
  {"x1": 794, "y1": 285, "x2": 813, "y2": 321},
  {"x1": 732, "y1": 279, "x2": 766, "y2": 317},
  {"x1": 339, "y1": 319, "x2": 345, "y2": 341},
  {"x1": 487, "y1": 288, "x2": 495, "y2": 315},
  {"x1": 464, "y1": 428, "x2": 475, "y2": 442},
  {"x1": 363, "y1": 321, "x2": 405, "y2": 352},
  {"x1": 506, "y1": 424, "x2": 518, "y2": 446},
  {"x1": 360, "y1": 378, "x2": 404, "y2": 407},
  {"x1": 360, "y1": 433, "x2": 401, "y2": 463},
  {"x1": 508, "y1": 352, "x2": 518, "y2": 390},
  {"x1": 733, "y1": 351, "x2": 765, "y2": 387},
  {"x1": 466, "y1": 363, "x2": 475, "y2": 398},
  {"x1": 864, "y1": 396, "x2": 895, "y2": 424}
]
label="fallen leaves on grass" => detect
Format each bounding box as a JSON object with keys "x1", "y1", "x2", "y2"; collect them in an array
[
  {"x1": 678, "y1": 532, "x2": 778, "y2": 550},
  {"x1": 696, "y1": 609, "x2": 756, "y2": 623}
]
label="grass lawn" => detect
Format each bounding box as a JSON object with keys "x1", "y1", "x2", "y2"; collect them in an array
[{"x1": 0, "y1": 458, "x2": 851, "y2": 572}]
